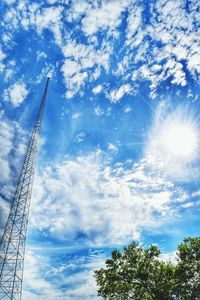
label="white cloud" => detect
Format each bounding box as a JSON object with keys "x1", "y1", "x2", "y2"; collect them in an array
[
  {"x1": 3, "y1": 4, "x2": 64, "y2": 45},
  {"x1": 94, "y1": 106, "x2": 104, "y2": 116},
  {"x1": 124, "y1": 0, "x2": 200, "y2": 95},
  {"x1": 72, "y1": 112, "x2": 81, "y2": 119},
  {"x1": 0, "y1": 49, "x2": 6, "y2": 62},
  {"x1": 23, "y1": 249, "x2": 105, "y2": 300},
  {"x1": 147, "y1": 0, "x2": 199, "y2": 85},
  {"x1": 3, "y1": 81, "x2": 28, "y2": 107},
  {"x1": 36, "y1": 51, "x2": 47, "y2": 61},
  {"x1": 74, "y1": 132, "x2": 86, "y2": 143},
  {"x1": 182, "y1": 199, "x2": 200, "y2": 209},
  {"x1": 30, "y1": 150, "x2": 186, "y2": 246},
  {"x1": 160, "y1": 251, "x2": 177, "y2": 263},
  {"x1": 0, "y1": 48, "x2": 6, "y2": 72},
  {"x1": 0, "y1": 116, "x2": 27, "y2": 235},
  {"x1": 92, "y1": 85, "x2": 103, "y2": 94},
  {"x1": 62, "y1": 40, "x2": 110, "y2": 71},
  {"x1": 67, "y1": 0, "x2": 89, "y2": 22},
  {"x1": 0, "y1": 120, "x2": 13, "y2": 182},
  {"x1": 3, "y1": 60, "x2": 16, "y2": 81},
  {"x1": 61, "y1": 59, "x2": 80, "y2": 77},
  {"x1": 3, "y1": 0, "x2": 16, "y2": 5},
  {"x1": 0, "y1": 197, "x2": 10, "y2": 238},
  {"x1": 81, "y1": 0, "x2": 130, "y2": 36},
  {"x1": 124, "y1": 106, "x2": 132, "y2": 113},
  {"x1": 114, "y1": 55, "x2": 130, "y2": 78},
  {"x1": 187, "y1": 52, "x2": 200, "y2": 79},
  {"x1": 1, "y1": 0, "x2": 199, "y2": 100},
  {"x1": 61, "y1": 40, "x2": 111, "y2": 98},
  {"x1": 108, "y1": 143, "x2": 118, "y2": 152},
  {"x1": 0, "y1": 117, "x2": 25, "y2": 184},
  {"x1": 34, "y1": 6, "x2": 64, "y2": 46},
  {"x1": 109, "y1": 83, "x2": 132, "y2": 103},
  {"x1": 23, "y1": 251, "x2": 64, "y2": 300},
  {"x1": 65, "y1": 72, "x2": 88, "y2": 99},
  {"x1": 126, "y1": 4, "x2": 142, "y2": 41},
  {"x1": 191, "y1": 190, "x2": 200, "y2": 198}
]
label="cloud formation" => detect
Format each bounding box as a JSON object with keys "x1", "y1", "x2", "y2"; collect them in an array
[
  {"x1": 23, "y1": 248, "x2": 106, "y2": 300},
  {"x1": 0, "y1": 115, "x2": 26, "y2": 234},
  {"x1": 3, "y1": 81, "x2": 28, "y2": 107},
  {"x1": 109, "y1": 84, "x2": 133, "y2": 103},
  {"x1": 0, "y1": 1, "x2": 199, "y2": 298},
  {"x1": 1, "y1": 0, "x2": 199, "y2": 100},
  {"x1": 30, "y1": 150, "x2": 187, "y2": 246}
]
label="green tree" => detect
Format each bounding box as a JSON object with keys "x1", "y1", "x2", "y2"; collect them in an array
[
  {"x1": 175, "y1": 237, "x2": 200, "y2": 300},
  {"x1": 94, "y1": 237, "x2": 200, "y2": 300}
]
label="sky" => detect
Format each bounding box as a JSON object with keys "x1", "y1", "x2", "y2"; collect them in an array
[{"x1": 0, "y1": 0, "x2": 199, "y2": 299}]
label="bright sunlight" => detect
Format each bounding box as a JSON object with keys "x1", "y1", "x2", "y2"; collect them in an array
[{"x1": 162, "y1": 122, "x2": 198, "y2": 159}]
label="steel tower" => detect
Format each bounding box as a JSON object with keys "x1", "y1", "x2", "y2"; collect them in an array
[{"x1": 0, "y1": 78, "x2": 50, "y2": 300}]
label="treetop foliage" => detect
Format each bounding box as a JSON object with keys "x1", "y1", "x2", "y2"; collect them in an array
[{"x1": 94, "y1": 237, "x2": 200, "y2": 300}]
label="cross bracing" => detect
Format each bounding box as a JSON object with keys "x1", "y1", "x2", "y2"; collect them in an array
[{"x1": 0, "y1": 78, "x2": 50, "y2": 300}]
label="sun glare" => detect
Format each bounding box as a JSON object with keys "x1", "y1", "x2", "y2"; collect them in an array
[
  {"x1": 148, "y1": 106, "x2": 200, "y2": 181},
  {"x1": 163, "y1": 123, "x2": 198, "y2": 159}
]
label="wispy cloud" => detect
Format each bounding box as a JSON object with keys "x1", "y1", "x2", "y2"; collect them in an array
[
  {"x1": 0, "y1": 48, "x2": 6, "y2": 72},
  {"x1": 30, "y1": 150, "x2": 187, "y2": 246},
  {"x1": 3, "y1": 81, "x2": 28, "y2": 107},
  {"x1": 81, "y1": 0, "x2": 130, "y2": 36},
  {"x1": 0, "y1": 116, "x2": 26, "y2": 234},
  {"x1": 108, "y1": 84, "x2": 133, "y2": 103},
  {"x1": 1, "y1": 0, "x2": 199, "y2": 99},
  {"x1": 23, "y1": 249, "x2": 106, "y2": 299},
  {"x1": 0, "y1": 1, "x2": 199, "y2": 298}
]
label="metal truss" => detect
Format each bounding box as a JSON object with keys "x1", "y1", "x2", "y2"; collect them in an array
[{"x1": 0, "y1": 78, "x2": 50, "y2": 300}]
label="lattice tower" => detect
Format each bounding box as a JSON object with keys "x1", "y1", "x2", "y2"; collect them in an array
[{"x1": 0, "y1": 78, "x2": 50, "y2": 300}]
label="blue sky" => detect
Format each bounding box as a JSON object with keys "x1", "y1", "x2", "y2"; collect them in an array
[{"x1": 0, "y1": 0, "x2": 199, "y2": 299}]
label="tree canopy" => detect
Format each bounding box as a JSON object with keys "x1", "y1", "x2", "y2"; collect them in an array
[{"x1": 94, "y1": 237, "x2": 200, "y2": 300}]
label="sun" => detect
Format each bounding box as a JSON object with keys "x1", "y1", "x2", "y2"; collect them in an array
[
  {"x1": 147, "y1": 104, "x2": 200, "y2": 181},
  {"x1": 162, "y1": 122, "x2": 198, "y2": 159}
]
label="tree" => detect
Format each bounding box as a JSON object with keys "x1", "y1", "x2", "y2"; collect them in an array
[
  {"x1": 94, "y1": 237, "x2": 200, "y2": 300},
  {"x1": 175, "y1": 238, "x2": 200, "y2": 299}
]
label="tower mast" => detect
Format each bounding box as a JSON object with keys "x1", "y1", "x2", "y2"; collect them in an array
[{"x1": 0, "y1": 77, "x2": 50, "y2": 300}]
